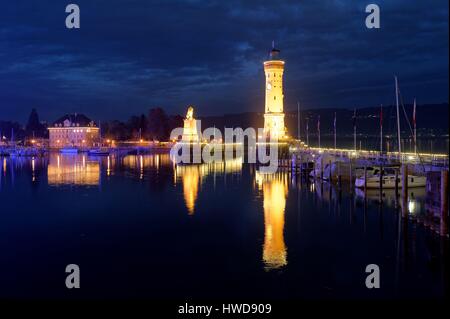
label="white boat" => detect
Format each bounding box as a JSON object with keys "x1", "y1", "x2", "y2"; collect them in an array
[
  {"x1": 355, "y1": 166, "x2": 426, "y2": 189},
  {"x1": 309, "y1": 154, "x2": 375, "y2": 180},
  {"x1": 88, "y1": 148, "x2": 110, "y2": 156},
  {"x1": 60, "y1": 147, "x2": 78, "y2": 154},
  {"x1": 355, "y1": 77, "x2": 426, "y2": 190}
]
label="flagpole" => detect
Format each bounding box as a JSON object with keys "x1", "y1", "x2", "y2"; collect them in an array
[
  {"x1": 413, "y1": 98, "x2": 417, "y2": 154},
  {"x1": 353, "y1": 109, "x2": 356, "y2": 152},
  {"x1": 306, "y1": 117, "x2": 309, "y2": 146},
  {"x1": 334, "y1": 112, "x2": 336, "y2": 150},
  {"x1": 297, "y1": 101, "x2": 300, "y2": 141},
  {"x1": 318, "y1": 115, "x2": 321, "y2": 149}
]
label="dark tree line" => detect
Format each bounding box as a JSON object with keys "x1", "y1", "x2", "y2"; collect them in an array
[
  {"x1": 0, "y1": 121, "x2": 25, "y2": 141},
  {"x1": 101, "y1": 107, "x2": 183, "y2": 141},
  {"x1": 1, "y1": 108, "x2": 47, "y2": 141},
  {"x1": 2, "y1": 107, "x2": 184, "y2": 142},
  {"x1": 25, "y1": 108, "x2": 47, "y2": 138}
]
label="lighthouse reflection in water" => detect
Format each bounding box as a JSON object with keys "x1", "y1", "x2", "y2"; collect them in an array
[{"x1": 255, "y1": 171, "x2": 288, "y2": 270}]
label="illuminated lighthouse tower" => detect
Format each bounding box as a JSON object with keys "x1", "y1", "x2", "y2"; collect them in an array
[{"x1": 263, "y1": 42, "x2": 287, "y2": 139}]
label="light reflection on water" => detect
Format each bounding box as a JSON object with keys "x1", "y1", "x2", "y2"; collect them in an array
[
  {"x1": 177, "y1": 165, "x2": 200, "y2": 215},
  {"x1": 174, "y1": 158, "x2": 243, "y2": 215},
  {"x1": 47, "y1": 154, "x2": 100, "y2": 186},
  {"x1": 0, "y1": 152, "x2": 447, "y2": 299},
  {"x1": 255, "y1": 171, "x2": 288, "y2": 270}
]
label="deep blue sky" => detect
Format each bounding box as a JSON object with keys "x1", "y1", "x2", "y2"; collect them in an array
[{"x1": 0, "y1": 0, "x2": 448, "y2": 123}]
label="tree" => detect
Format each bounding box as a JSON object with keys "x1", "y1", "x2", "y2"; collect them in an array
[
  {"x1": 0, "y1": 121, "x2": 25, "y2": 141},
  {"x1": 168, "y1": 115, "x2": 183, "y2": 133},
  {"x1": 148, "y1": 108, "x2": 169, "y2": 141},
  {"x1": 139, "y1": 114, "x2": 148, "y2": 138},
  {"x1": 104, "y1": 120, "x2": 129, "y2": 140},
  {"x1": 25, "y1": 108, "x2": 45, "y2": 137},
  {"x1": 127, "y1": 115, "x2": 141, "y2": 139}
]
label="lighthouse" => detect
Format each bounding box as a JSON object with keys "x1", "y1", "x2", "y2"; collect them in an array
[{"x1": 263, "y1": 42, "x2": 287, "y2": 139}]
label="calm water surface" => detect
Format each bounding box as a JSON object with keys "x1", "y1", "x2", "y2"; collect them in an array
[{"x1": 0, "y1": 153, "x2": 448, "y2": 299}]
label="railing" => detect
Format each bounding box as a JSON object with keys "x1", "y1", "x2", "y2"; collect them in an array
[{"x1": 298, "y1": 147, "x2": 448, "y2": 168}]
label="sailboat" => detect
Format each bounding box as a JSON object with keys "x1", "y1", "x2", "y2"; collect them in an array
[
  {"x1": 355, "y1": 165, "x2": 426, "y2": 188},
  {"x1": 355, "y1": 77, "x2": 426, "y2": 189}
]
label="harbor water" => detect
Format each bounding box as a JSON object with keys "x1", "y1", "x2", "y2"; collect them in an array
[{"x1": 0, "y1": 153, "x2": 448, "y2": 299}]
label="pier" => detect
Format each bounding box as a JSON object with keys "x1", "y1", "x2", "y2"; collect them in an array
[{"x1": 280, "y1": 145, "x2": 449, "y2": 237}]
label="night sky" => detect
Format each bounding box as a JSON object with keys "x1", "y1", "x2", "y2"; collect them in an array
[{"x1": 1, "y1": 0, "x2": 448, "y2": 123}]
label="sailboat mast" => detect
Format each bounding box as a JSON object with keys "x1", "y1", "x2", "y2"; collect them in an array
[
  {"x1": 395, "y1": 76, "x2": 402, "y2": 159},
  {"x1": 380, "y1": 104, "x2": 383, "y2": 154}
]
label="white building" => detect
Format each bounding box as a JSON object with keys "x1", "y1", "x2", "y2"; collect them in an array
[{"x1": 48, "y1": 114, "x2": 99, "y2": 148}]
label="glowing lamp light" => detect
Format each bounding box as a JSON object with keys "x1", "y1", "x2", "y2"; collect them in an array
[{"x1": 408, "y1": 201, "x2": 416, "y2": 214}]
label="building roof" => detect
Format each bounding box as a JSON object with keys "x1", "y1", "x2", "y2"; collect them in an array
[{"x1": 52, "y1": 113, "x2": 96, "y2": 127}]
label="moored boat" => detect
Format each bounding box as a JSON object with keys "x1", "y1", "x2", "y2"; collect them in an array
[
  {"x1": 88, "y1": 148, "x2": 110, "y2": 156},
  {"x1": 355, "y1": 77, "x2": 427, "y2": 190},
  {"x1": 5, "y1": 147, "x2": 40, "y2": 157},
  {"x1": 60, "y1": 147, "x2": 79, "y2": 154},
  {"x1": 355, "y1": 166, "x2": 426, "y2": 189}
]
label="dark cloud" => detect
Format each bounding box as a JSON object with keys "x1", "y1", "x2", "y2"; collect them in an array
[{"x1": 0, "y1": 0, "x2": 448, "y2": 122}]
